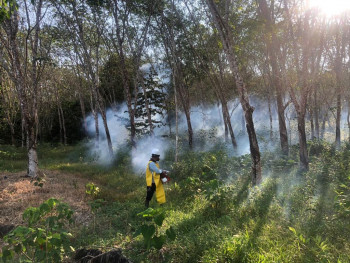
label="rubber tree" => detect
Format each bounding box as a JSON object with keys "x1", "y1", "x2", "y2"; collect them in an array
[
  {"x1": 206, "y1": 0, "x2": 262, "y2": 185},
  {"x1": 0, "y1": 0, "x2": 46, "y2": 177},
  {"x1": 52, "y1": 0, "x2": 113, "y2": 154},
  {"x1": 257, "y1": 0, "x2": 289, "y2": 155}
]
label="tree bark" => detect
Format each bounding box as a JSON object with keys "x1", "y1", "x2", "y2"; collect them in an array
[
  {"x1": 267, "y1": 92, "x2": 273, "y2": 140},
  {"x1": 314, "y1": 88, "x2": 320, "y2": 139},
  {"x1": 58, "y1": 104, "x2": 63, "y2": 144},
  {"x1": 59, "y1": 104, "x2": 67, "y2": 145},
  {"x1": 2, "y1": 2, "x2": 44, "y2": 177},
  {"x1": 347, "y1": 98, "x2": 350, "y2": 143},
  {"x1": 258, "y1": 0, "x2": 289, "y2": 155},
  {"x1": 206, "y1": 0, "x2": 262, "y2": 185}
]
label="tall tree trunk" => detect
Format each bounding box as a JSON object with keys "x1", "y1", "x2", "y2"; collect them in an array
[
  {"x1": 335, "y1": 93, "x2": 341, "y2": 148},
  {"x1": 210, "y1": 74, "x2": 237, "y2": 149},
  {"x1": 27, "y1": 121, "x2": 38, "y2": 177},
  {"x1": 21, "y1": 112, "x2": 25, "y2": 148},
  {"x1": 3, "y1": 3, "x2": 42, "y2": 177},
  {"x1": 223, "y1": 101, "x2": 237, "y2": 148},
  {"x1": 90, "y1": 96, "x2": 100, "y2": 144},
  {"x1": 321, "y1": 111, "x2": 326, "y2": 140},
  {"x1": 297, "y1": 113, "x2": 309, "y2": 171},
  {"x1": 58, "y1": 105, "x2": 63, "y2": 144},
  {"x1": 78, "y1": 83, "x2": 87, "y2": 132},
  {"x1": 347, "y1": 98, "x2": 350, "y2": 142},
  {"x1": 59, "y1": 104, "x2": 67, "y2": 145},
  {"x1": 268, "y1": 92, "x2": 273, "y2": 140},
  {"x1": 314, "y1": 88, "x2": 320, "y2": 139},
  {"x1": 207, "y1": 0, "x2": 262, "y2": 185},
  {"x1": 309, "y1": 103, "x2": 314, "y2": 139},
  {"x1": 173, "y1": 73, "x2": 179, "y2": 163},
  {"x1": 182, "y1": 101, "x2": 193, "y2": 149},
  {"x1": 258, "y1": 0, "x2": 289, "y2": 155},
  {"x1": 9, "y1": 123, "x2": 15, "y2": 146},
  {"x1": 222, "y1": 105, "x2": 229, "y2": 142}
]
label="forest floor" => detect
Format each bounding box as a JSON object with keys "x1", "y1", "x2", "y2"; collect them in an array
[
  {"x1": 1, "y1": 142, "x2": 350, "y2": 263},
  {"x1": 0, "y1": 170, "x2": 93, "y2": 242},
  {"x1": 0, "y1": 170, "x2": 90, "y2": 229}
]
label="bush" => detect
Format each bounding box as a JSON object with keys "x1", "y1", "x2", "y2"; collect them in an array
[{"x1": 1, "y1": 198, "x2": 74, "y2": 263}]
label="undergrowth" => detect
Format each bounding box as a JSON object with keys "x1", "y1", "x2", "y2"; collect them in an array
[{"x1": 1, "y1": 140, "x2": 350, "y2": 262}]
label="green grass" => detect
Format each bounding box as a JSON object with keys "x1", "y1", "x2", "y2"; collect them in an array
[{"x1": 1, "y1": 141, "x2": 350, "y2": 263}]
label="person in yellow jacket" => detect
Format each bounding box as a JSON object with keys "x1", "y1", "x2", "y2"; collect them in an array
[{"x1": 145, "y1": 148, "x2": 167, "y2": 208}]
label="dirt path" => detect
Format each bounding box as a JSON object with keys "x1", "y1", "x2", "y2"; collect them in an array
[{"x1": 0, "y1": 170, "x2": 93, "y2": 235}]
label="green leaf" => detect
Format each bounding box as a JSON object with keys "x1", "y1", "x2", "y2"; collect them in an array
[
  {"x1": 152, "y1": 235, "x2": 166, "y2": 249},
  {"x1": 36, "y1": 237, "x2": 46, "y2": 246},
  {"x1": 289, "y1": 227, "x2": 297, "y2": 235},
  {"x1": 39, "y1": 203, "x2": 50, "y2": 214},
  {"x1": 137, "y1": 207, "x2": 155, "y2": 218},
  {"x1": 154, "y1": 212, "x2": 165, "y2": 226},
  {"x1": 133, "y1": 227, "x2": 142, "y2": 237},
  {"x1": 47, "y1": 198, "x2": 59, "y2": 209},
  {"x1": 140, "y1": 224, "x2": 155, "y2": 241},
  {"x1": 12, "y1": 226, "x2": 31, "y2": 237},
  {"x1": 50, "y1": 237, "x2": 62, "y2": 247},
  {"x1": 2, "y1": 249, "x2": 14, "y2": 261},
  {"x1": 166, "y1": 227, "x2": 176, "y2": 241},
  {"x1": 14, "y1": 244, "x2": 22, "y2": 253}
]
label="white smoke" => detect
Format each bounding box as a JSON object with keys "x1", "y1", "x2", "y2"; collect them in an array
[{"x1": 83, "y1": 91, "x2": 350, "y2": 172}]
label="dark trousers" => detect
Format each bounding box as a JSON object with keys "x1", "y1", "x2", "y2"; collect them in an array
[{"x1": 146, "y1": 183, "x2": 156, "y2": 201}]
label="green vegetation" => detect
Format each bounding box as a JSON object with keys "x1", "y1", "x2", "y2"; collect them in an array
[
  {"x1": 1, "y1": 142, "x2": 350, "y2": 262},
  {"x1": 2, "y1": 198, "x2": 74, "y2": 263}
]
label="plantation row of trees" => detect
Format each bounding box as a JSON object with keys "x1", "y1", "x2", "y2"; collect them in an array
[{"x1": 1, "y1": 0, "x2": 350, "y2": 183}]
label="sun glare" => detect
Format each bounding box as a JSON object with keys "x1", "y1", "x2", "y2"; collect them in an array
[{"x1": 309, "y1": 0, "x2": 350, "y2": 16}]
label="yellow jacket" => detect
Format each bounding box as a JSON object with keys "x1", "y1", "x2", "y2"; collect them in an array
[{"x1": 146, "y1": 160, "x2": 166, "y2": 204}]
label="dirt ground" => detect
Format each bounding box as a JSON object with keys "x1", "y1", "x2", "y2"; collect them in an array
[{"x1": 0, "y1": 170, "x2": 93, "y2": 240}]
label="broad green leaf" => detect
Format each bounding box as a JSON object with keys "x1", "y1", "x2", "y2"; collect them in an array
[
  {"x1": 166, "y1": 227, "x2": 176, "y2": 241},
  {"x1": 141, "y1": 224, "x2": 155, "y2": 241},
  {"x1": 152, "y1": 235, "x2": 166, "y2": 249},
  {"x1": 39, "y1": 203, "x2": 50, "y2": 214},
  {"x1": 154, "y1": 212, "x2": 165, "y2": 226}
]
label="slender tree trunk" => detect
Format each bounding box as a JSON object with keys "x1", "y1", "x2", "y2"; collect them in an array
[
  {"x1": 309, "y1": 104, "x2": 314, "y2": 139},
  {"x1": 3, "y1": 4, "x2": 42, "y2": 177},
  {"x1": 335, "y1": 93, "x2": 341, "y2": 148},
  {"x1": 9, "y1": 123, "x2": 15, "y2": 146},
  {"x1": 223, "y1": 102, "x2": 237, "y2": 148},
  {"x1": 207, "y1": 0, "x2": 262, "y2": 185},
  {"x1": 221, "y1": 104, "x2": 229, "y2": 142},
  {"x1": 297, "y1": 113, "x2": 309, "y2": 171},
  {"x1": 212, "y1": 77, "x2": 237, "y2": 148},
  {"x1": 183, "y1": 103, "x2": 193, "y2": 149},
  {"x1": 321, "y1": 111, "x2": 326, "y2": 139},
  {"x1": 258, "y1": 0, "x2": 289, "y2": 155},
  {"x1": 90, "y1": 97, "x2": 100, "y2": 144},
  {"x1": 268, "y1": 93, "x2": 273, "y2": 140},
  {"x1": 58, "y1": 105, "x2": 63, "y2": 144},
  {"x1": 78, "y1": 89, "x2": 87, "y2": 132},
  {"x1": 173, "y1": 73, "x2": 179, "y2": 163},
  {"x1": 59, "y1": 104, "x2": 67, "y2": 145},
  {"x1": 21, "y1": 113, "x2": 25, "y2": 148},
  {"x1": 347, "y1": 98, "x2": 350, "y2": 142},
  {"x1": 314, "y1": 88, "x2": 319, "y2": 139}
]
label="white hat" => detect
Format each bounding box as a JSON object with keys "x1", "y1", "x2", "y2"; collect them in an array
[{"x1": 151, "y1": 148, "x2": 160, "y2": 156}]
